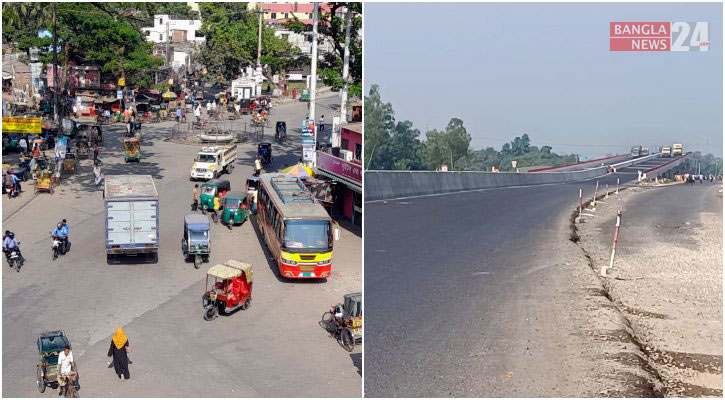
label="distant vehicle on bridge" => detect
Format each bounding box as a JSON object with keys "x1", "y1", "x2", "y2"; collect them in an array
[
  {"x1": 630, "y1": 145, "x2": 649, "y2": 157},
  {"x1": 672, "y1": 143, "x2": 683, "y2": 156},
  {"x1": 661, "y1": 146, "x2": 672, "y2": 157}
]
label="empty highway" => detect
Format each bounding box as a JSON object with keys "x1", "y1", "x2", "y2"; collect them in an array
[{"x1": 364, "y1": 169, "x2": 657, "y2": 397}]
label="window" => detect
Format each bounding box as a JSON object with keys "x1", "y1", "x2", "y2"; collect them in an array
[
  {"x1": 341, "y1": 138, "x2": 349, "y2": 151},
  {"x1": 195, "y1": 30, "x2": 204, "y2": 38},
  {"x1": 271, "y1": 12, "x2": 277, "y2": 19},
  {"x1": 354, "y1": 143, "x2": 361, "y2": 160},
  {"x1": 284, "y1": 12, "x2": 289, "y2": 18},
  {"x1": 145, "y1": 31, "x2": 150, "y2": 36},
  {"x1": 159, "y1": 33, "x2": 163, "y2": 41},
  {"x1": 283, "y1": 220, "x2": 330, "y2": 250}
]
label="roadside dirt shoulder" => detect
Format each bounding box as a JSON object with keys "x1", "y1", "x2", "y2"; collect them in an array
[{"x1": 577, "y1": 184, "x2": 723, "y2": 397}]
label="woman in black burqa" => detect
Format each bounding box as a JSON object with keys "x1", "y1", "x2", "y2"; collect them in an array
[{"x1": 108, "y1": 327, "x2": 131, "y2": 380}]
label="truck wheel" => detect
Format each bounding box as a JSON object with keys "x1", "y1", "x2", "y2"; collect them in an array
[{"x1": 194, "y1": 255, "x2": 201, "y2": 269}]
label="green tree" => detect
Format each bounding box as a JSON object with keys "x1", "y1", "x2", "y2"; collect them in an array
[
  {"x1": 364, "y1": 84, "x2": 394, "y2": 170},
  {"x1": 287, "y1": 3, "x2": 362, "y2": 95},
  {"x1": 198, "y1": 2, "x2": 301, "y2": 85}
]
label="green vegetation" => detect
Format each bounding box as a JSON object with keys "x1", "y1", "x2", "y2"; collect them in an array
[
  {"x1": 691, "y1": 152, "x2": 723, "y2": 176},
  {"x1": 198, "y1": 2, "x2": 302, "y2": 86},
  {"x1": 287, "y1": 2, "x2": 362, "y2": 96},
  {"x1": 365, "y1": 84, "x2": 578, "y2": 171}
]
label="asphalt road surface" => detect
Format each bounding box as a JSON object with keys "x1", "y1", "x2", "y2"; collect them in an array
[
  {"x1": 364, "y1": 167, "x2": 652, "y2": 397},
  {"x1": 2, "y1": 92, "x2": 361, "y2": 397}
]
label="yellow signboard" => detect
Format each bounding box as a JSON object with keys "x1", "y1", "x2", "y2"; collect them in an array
[
  {"x1": 118, "y1": 77, "x2": 126, "y2": 86},
  {"x1": 2, "y1": 117, "x2": 42, "y2": 134}
]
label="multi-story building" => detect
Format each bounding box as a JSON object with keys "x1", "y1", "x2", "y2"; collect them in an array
[{"x1": 142, "y1": 15, "x2": 205, "y2": 44}]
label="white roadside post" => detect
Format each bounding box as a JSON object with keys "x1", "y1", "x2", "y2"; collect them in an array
[
  {"x1": 600, "y1": 210, "x2": 622, "y2": 277},
  {"x1": 605, "y1": 184, "x2": 609, "y2": 199},
  {"x1": 578, "y1": 188, "x2": 583, "y2": 222},
  {"x1": 616, "y1": 178, "x2": 620, "y2": 195},
  {"x1": 591, "y1": 180, "x2": 599, "y2": 209}
]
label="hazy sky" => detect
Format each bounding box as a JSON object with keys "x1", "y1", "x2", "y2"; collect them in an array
[{"x1": 364, "y1": 3, "x2": 723, "y2": 158}]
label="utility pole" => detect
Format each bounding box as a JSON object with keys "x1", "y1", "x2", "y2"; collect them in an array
[
  {"x1": 257, "y1": 7, "x2": 263, "y2": 67},
  {"x1": 309, "y1": 2, "x2": 319, "y2": 166},
  {"x1": 165, "y1": 21, "x2": 170, "y2": 67},
  {"x1": 52, "y1": 3, "x2": 59, "y2": 125},
  {"x1": 336, "y1": 6, "x2": 353, "y2": 149}
]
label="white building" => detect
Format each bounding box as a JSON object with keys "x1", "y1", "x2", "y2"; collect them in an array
[{"x1": 142, "y1": 15, "x2": 205, "y2": 44}]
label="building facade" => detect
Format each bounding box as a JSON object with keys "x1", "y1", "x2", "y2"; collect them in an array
[{"x1": 142, "y1": 15, "x2": 205, "y2": 44}]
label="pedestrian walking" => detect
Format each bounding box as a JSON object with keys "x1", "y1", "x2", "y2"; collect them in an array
[
  {"x1": 93, "y1": 161, "x2": 103, "y2": 187},
  {"x1": 192, "y1": 184, "x2": 200, "y2": 211},
  {"x1": 18, "y1": 136, "x2": 28, "y2": 155},
  {"x1": 206, "y1": 101, "x2": 212, "y2": 116},
  {"x1": 175, "y1": 107, "x2": 182, "y2": 123},
  {"x1": 194, "y1": 103, "x2": 202, "y2": 123},
  {"x1": 107, "y1": 327, "x2": 131, "y2": 381},
  {"x1": 93, "y1": 143, "x2": 99, "y2": 161}
]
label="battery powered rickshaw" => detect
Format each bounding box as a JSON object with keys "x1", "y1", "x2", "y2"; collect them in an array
[
  {"x1": 35, "y1": 170, "x2": 54, "y2": 194},
  {"x1": 182, "y1": 213, "x2": 211, "y2": 269},
  {"x1": 202, "y1": 259, "x2": 254, "y2": 321},
  {"x1": 220, "y1": 191, "x2": 250, "y2": 229},
  {"x1": 245, "y1": 175, "x2": 259, "y2": 213},
  {"x1": 320, "y1": 292, "x2": 363, "y2": 352},
  {"x1": 275, "y1": 121, "x2": 286, "y2": 143},
  {"x1": 123, "y1": 138, "x2": 140, "y2": 163},
  {"x1": 257, "y1": 142, "x2": 272, "y2": 165},
  {"x1": 36, "y1": 330, "x2": 79, "y2": 396},
  {"x1": 63, "y1": 151, "x2": 79, "y2": 172},
  {"x1": 199, "y1": 178, "x2": 230, "y2": 216}
]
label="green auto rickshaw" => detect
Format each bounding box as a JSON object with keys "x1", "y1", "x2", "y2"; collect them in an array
[
  {"x1": 221, "y1": 191, "x2": 250, "y2": 229},
  {"x1": 182, "y1": 213, "x2": 211, "y2": 269},
  {"x1": 200, "y1": 178, "x2": 231, "y2": 218},
  {"x1": 124, "y1": 137, "x2": 140, "y2": 162}
]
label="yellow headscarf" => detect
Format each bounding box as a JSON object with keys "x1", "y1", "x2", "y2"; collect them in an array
[{"x1": 112, "y1": 327, "x2": 127, "y2": 350}]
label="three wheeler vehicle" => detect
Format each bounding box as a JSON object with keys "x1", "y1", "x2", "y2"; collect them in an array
[
  {"x1": 182, "y1": 213, "x2": 211, "y2": 269},
  {"x1": 275, "y1": 121, "x2": 286, "y2": 143},
  {"x1": 257, "y1": 142, "x2": 272, "y2": 165},
  {"x1": 123, "y1": 138, "x2": 140, "y2": 163},
  {"x1": 63, "y1": 151, "x2": 79, "y2": 172},
  {"x1": 36, "y1": 330, "x2": 79, "y2": 397},
  {"x1": 202, "y1": 259, "x2": 254, "y2": 321},
  {"x1": 320, "y1": 292, "x2": 363, "y2": 352},
  {"x1": 35, "y1": 170, "x2": 54, "y2": 194},
  {"x1": 221, "y1": 191, "x2": 250, "y2": 229},
  {"x1": 245, "y1": 175, "x2": 259, "y2": 213},
  {"x1": 199, "y1": 178, "x2": 231, "y2": 216}
]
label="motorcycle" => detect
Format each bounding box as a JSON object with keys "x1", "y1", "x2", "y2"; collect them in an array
[
  {"x1": 51, "y1": 235, "x2": 63, "y2": 260},
  {"x1": 6, "y1": 183, "x2": 18, "y2": 199},
  {"x1": 6, "y1": 248, "x2": 23, "y2": 272}
]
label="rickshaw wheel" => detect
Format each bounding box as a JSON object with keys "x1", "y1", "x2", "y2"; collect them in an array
[
  {"x1": 341, "y1": 328, "x2": 355, "y2": 352},
  {"x1": 203, "y1": 307, "x2": 218, "y2": 321},
  {"x1": 320, "y1": 312, "x2": 336, "y2": 332},
  {"x1": 36, "y1": 366, "x2": 45, "y2": 393},
  {"x1": 34, "y1": 186, "x2": 38, "y2": 194},
  {"x1": 194, "y1": 255, "x2": 201, "y2": 269},
  {"x1": 241, "y1": 298, "x2": 251, "y2": 310}
]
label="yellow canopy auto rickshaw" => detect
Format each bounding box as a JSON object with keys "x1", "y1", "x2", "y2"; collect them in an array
[{"x1": 124, "y1": 138, "x2": 140, "y2": 163}]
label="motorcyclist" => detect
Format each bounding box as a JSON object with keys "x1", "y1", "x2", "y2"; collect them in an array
[
  {"x1": 3, "y1": 231, "x2": 22, "y2": 262},
  {"x1": 52, "y1": 222, "x2": 68, "y2": 255}
]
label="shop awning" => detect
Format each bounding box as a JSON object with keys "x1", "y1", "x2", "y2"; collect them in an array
[{"x1": 315, "y1": 169, "x2": 362, "y2": 193}]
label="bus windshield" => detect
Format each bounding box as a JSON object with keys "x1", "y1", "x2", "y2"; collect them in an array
[{"x1": 283, "y1": 220, "x2": 330, "y2": 251}]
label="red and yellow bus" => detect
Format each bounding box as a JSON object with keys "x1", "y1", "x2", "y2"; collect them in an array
[{"x1": 257, "y1": 173, "x2": 336, "y2": 278}]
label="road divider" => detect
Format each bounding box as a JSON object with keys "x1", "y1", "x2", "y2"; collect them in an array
[{"x1": 365, "y1": 166, "x2": 609, "y2": 201}]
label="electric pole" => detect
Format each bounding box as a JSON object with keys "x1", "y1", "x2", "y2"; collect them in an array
[
  {"x1": 165, "y1": 21, "x2": 170, "y2": 67},
  {"x1": 337, "y1": 6, "x2": 353, "y2": 149},
  {"x1": 257, "y1": 7, "x2": 263, "y2": 67},
  {"x1": 52, "y1": 3, "x2": 59, "y2": 125},
  {"x1": 309, "y1": 2, "x2": 319, "y2": 166}
]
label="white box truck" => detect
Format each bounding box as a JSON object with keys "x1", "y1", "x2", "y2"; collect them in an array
[
  {"x1": 190, "y1": 145, "x2": 237, "y2": 180},
  {"x1": 104, "y1": 175, "x2": 159, "y2": 259}
]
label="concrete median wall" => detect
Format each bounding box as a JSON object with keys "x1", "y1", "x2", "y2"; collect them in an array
[{"x1": 365, "y1": 167, "x2": 609, "y2": 201}]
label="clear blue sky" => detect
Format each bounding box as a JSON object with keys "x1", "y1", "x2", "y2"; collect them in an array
[{"x1": 364, "y1": 3, "x2": 723, "y2": 158}]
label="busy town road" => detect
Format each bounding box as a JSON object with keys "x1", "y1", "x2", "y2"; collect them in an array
[
  {"x1": 2, "y1": 93, "x2": 362, "y2": 397},
  {"x1": 364, "y1": 171, "x2": 644, "y2": 397}
]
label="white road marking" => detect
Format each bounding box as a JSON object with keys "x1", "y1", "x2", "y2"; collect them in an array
[{"x1": 472, "y1": 271, "x2": 492, "y2": 276}]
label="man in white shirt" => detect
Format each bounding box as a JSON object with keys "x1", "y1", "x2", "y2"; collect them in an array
[{"x1": 57, "y1": 345, "x2": 77, "y2": 395}]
